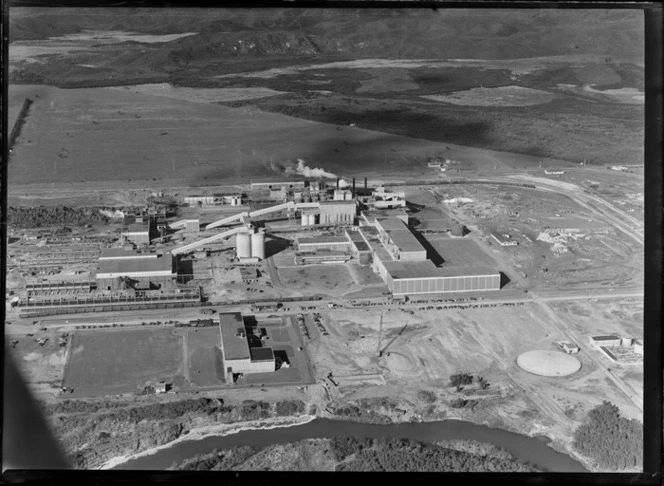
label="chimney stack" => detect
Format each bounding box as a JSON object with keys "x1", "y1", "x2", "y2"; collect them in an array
[
  {"x1": 364, "y1": 177, "x2": 367, "y2": 190},
  {"x1": 352, "y1": 178, "x2": 356, "y2": 196},
  {"x1": 336, "y1": 178, "x2": 340, "y2": 189}
]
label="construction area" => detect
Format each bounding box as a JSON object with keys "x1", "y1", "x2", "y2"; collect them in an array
[{"x1": 6, "y1": 171, "x2": 643, "y2": 472}]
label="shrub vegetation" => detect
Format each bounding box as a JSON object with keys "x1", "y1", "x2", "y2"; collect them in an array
[{"x1": 573, "y1": 401, "x2": 642, "y2": 470}]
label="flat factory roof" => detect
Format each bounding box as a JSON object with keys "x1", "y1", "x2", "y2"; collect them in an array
[
  {"x1": 591, "y1": 335, "x2": 621, "y2": 341},
  {"x1": 376, "y1": 217, "x2": 409, "y2": 231},
  {"x1": 99, "y1": 248, "x2": 157, "y2": 259},
  {"x1": 97, "y1": 253, "x2": 173, "y2": 275},
  {"x1": 383, "y1": 260, "x2": 498, "y2": 279},
  {"x1": 346, "y1": 231, "x2": 370, "y2": 252},
  {"x1": 297, "y1": 235, "x2": 350, "y2": 245},
  {"x1": 250, "y1": 347, "x2": 275, "y2": 362},
  {"x1": 361, "y1": 208, "x2": 408, "y2": 222},
  {"x1": 123, "y1": 223, "x2": 149, "y2": 234},
  {"x1": 219, "y1": 312, "x2": 251, "y2": 361},
  {"x1": 386, "y1": 230, "x2": 426, "y2": 254}
]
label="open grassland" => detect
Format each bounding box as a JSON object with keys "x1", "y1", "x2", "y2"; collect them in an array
[
  {"x1": 423, "y1": 86, "x2": 560, "y2": 107},
  {"x1": 185, "y1": 327, "x2": 225, "y2": 387},
  {"x1": 8, "y1": 85, "x2": 569, "y2": 188},
  {"x1": 62, "y1": 328, "x2": 184, "y2": 397}
]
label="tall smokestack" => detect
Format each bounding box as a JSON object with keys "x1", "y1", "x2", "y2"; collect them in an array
[
  {"x1": 336, "y1": 178, "x2": 340, "y2": 189},
  {"x1": 352, "y1": 178, "x2": 356, "y2": 196},
  {"x1": 364, "y1": 177, "x2": 367, "y2": 190}
]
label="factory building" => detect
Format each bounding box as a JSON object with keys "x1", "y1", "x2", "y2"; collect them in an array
[
  {"x1": 360, "y1": 208, "x2": 409, "y2": 226},
  {"x1": 589, "y1": 335, "x2": 622, "y2": 349},
  {"x1": 345, "y1": 228, "x2": 372, "y2": 265},
  {"x1": 357, "y1": 218, "x2": 500, "y2": 296},
  {"x1": 369, "y1": 187, "x2": 406, "y2": 209},
  {"x1": 294, "y1": 251, "x2": 351, "y2": 265},
  {"x1": 374, "y1": 218, "x2": 427, "y2": 261},
  {"x1": 185, "y1": 219, "x2": 200, "y2": 233},
  {"x1": 333, "y1": 189, "x2": 353, "y2": 201},
  {"x1": 301, "y1": 210, "x2": 319, "y2": 226},
  {"x1": 184, "y1": 195, "x2": 215, "y2": 206},
  {"x1": 296, "y1": 235, "x2": 351, "y2": 253},
  {"x1": 219, "y1": 312, "x2": 275, "y2": 380},
  {"x1": 251, "y1": 181, "x2": 306, "y2": 191},
  {"x1": 379, "y1": 261, "x2": 501, "y2": 295},
  {"x1": 121, "y1": 223, "x2": 152, "y2": 246},
  {"x1": 318, "y1": 201, "x2": 356, "y2": 225},
  {"x1": 95, "y1": 248, "x2": 175, "y2": 291}
]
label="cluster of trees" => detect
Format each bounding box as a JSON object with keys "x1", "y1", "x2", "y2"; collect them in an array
[
  {"x1": 417, "y1": 390, "x2": 437, "y2": 404},
  {"x1": 335, "y1": 438, "x2": 537, "y2": 472},
  {"x1": 171, "y1": 446, "x2": 261, "y2": 471},
  {"x1": 573, "y1": 401, "x2": 642, "y2": 470},
  {"x1": 275, "y1": 400, "x2": 306, "y2": 417},
  {"x1": 449, "y1": 373, "x2": 474, "y2": 387},
  {"x1": 450, "y1": 398, "x2": 480, "y2": 410},
  {"x1": 330, "y1": 436, "x2": 374, "y2": 462},
  {"x1": 449, "y1": 373, "x2": 490, "y2": 391},
  {"x1": 8, "y1": 206, "x2": 109, "y2": 229}
]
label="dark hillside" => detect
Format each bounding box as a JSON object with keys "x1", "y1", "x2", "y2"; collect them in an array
[{"x1": 10, "y1": 8, "x2": 644, "y2": 62}]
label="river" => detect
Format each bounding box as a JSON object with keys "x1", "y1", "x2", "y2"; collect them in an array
[{"x1": 115, "y1": 418, "x2": 588, "y2": 472}]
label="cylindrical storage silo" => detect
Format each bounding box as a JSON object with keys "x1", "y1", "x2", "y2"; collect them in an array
[
  {"x1": 308, "y1": 214, "x2": 316, "y2": 226},
  {"x1": 301, "y1": 213, "x2": 308, "y2": 226},
  {"x1": 236, "y1": 231, "x2": 252, "y2": 259},
  {"x1": 251, "y1": 230, "x2": 266, "y2": 260}
]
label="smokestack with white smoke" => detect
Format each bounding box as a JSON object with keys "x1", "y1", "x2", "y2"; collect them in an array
[{"x1": 294, "y1": 158, "x2": 348, "y2": 188}]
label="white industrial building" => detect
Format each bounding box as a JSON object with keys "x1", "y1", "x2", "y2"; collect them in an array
[
  {"x1": 219, "y1": 312, "x2": 275, "y2": 380},
  {"x1": 236, "y1": 228, "x2": 266, "y2": 262},
  {"x1": 96, "y1": 248, "x2": 175, "y2": 291},
  {"x1": 184, "y1": 195, "x2": 215, "y2": 206},
  {"x1": 358, "y1": 217, "x2": 500, "y2": 296},
  {"x1": 122, "y1": 223, "x2": 151, "y2": 246}
]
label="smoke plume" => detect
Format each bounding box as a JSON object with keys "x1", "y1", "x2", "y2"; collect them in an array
[{"x1": 294, "y1": 158, "x2": 337, "y2": 179}]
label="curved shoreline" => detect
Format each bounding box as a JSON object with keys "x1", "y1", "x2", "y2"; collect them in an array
[
  {"x1": 100, "y1": 414, "x2": 317, "y2": 470},
  {"x1": 102, "y1": 414, "x2": 589, "y2": 472}
]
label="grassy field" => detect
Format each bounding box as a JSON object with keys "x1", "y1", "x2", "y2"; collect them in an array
[
  {"x1": 62, "y1": 328, "x2": 184, "y2": 397},
  {"x1": 10, "y1": 84, "x2": 559, "y2": 187},
  {"x1": 185, "y1": 327, "x2": 225, "y2": 387}
]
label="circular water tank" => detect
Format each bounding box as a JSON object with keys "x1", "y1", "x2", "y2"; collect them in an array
[
  {"x1": 251, "y1": 230, "x2": 265, "y2": 260},
  {"x1": 517, "y1": 350, "x2": 581, "y2": 377},
  {"x1": 236, "y1": 232, "x2": 252, "y2": 259},
  {"x1": 301, "y1": 214, "x2": 309, "y2": 226},
  {"x1": 308, "y1": 213, "x2": 316, "y2": 226}
]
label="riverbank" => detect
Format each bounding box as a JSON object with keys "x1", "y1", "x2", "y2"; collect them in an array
[{"x1": 100, "y1": 414, "x2": 316, "y2": 469}]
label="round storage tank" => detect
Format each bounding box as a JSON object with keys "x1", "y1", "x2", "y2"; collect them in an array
[
  {"x1": 517, "y1": 350, "x2": 581, "y2": 377},
  {"x1": 251, "y1": 230, "x2": 265, "y2": 260},
  {"x1": 301, "y1": 214, "x2": 308, "y2": 226},
  {"x1": 308, "y1": 213, "x2": 316, "y2": 226},
  {"x1": 236, "y1": 232, "x2": 252, "y2": 259}
]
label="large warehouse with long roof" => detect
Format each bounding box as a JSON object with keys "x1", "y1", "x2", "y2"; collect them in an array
[{"x1": 359, "y1": 217, "x2": 501, "y2": 295}]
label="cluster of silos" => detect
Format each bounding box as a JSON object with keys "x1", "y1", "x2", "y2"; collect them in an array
[{"x1": 236, "y1": 228, "x2": 266, "y2": 260}]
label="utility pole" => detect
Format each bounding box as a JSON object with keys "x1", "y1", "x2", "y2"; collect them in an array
[{"x1": 377, "y1": 312, "x2": 383, "y2": 357}]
